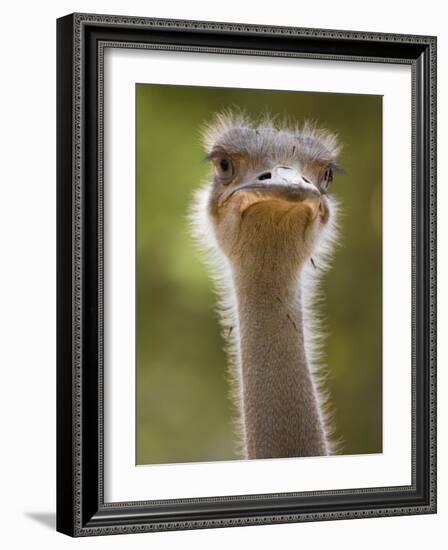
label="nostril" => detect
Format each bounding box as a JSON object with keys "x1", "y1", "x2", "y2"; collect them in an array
[{"x1": 258, "y1": 172, "x2": 272, "y2": 181}]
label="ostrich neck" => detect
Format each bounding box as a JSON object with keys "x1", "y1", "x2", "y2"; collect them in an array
[{"x1": 233, "y1": 259, "x2": 328, "y2": 459}]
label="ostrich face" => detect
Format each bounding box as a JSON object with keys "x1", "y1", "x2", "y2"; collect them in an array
[{"x1": 203, "y1": 118, "x2": 340, "y2": 265}]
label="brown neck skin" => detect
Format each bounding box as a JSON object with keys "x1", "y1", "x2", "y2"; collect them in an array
[{"x1": 232, "y1": 254, "x2": 328, "y2": 459}]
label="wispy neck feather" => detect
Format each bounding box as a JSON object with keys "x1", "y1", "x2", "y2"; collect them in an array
[{"x1": 189, "y1": 185, "x2": 340, "y2": 459}]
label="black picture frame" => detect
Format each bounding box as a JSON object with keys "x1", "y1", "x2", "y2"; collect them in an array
[{"x1": 56, "y1": 13, "x2": 437, "y2": 537}]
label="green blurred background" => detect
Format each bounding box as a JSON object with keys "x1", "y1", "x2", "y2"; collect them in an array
[{"x1": 136, "y1": 84, "x2": 382, "y2": 465}]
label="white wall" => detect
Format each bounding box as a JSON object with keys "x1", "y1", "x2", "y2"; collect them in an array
[{"x1": 0, "y1": 1, "x2": 444, "y2": 548}]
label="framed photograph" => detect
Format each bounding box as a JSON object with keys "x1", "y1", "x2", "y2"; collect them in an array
[{"x1": 56, "y1": 13, "x2": 437, "y2": 537}]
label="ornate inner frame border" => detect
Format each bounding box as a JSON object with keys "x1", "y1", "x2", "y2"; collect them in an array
[{"x1": 56, "y1": 13, "x2": 437, "y2": 537}]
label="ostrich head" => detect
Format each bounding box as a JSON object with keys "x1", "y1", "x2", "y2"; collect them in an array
[
  {"x1": 197, "y1": 114, "x2": 341, "y2": 274},
  {"x1": 191, "y1": 113, "x2": 342, "y2": 458}
]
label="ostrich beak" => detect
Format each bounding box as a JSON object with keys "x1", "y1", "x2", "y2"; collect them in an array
[{"x1": 219, "y1": 166, "x2": 321, "y2": 211}]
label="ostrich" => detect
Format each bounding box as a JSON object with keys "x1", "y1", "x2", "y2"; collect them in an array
[{"x1": 190, "y1": 113, "x2": 341, "y2": 460}]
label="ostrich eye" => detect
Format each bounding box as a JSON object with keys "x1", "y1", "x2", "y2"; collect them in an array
[
  {"x1": 213, "y1": 155, "x2": 235, "y2": 184},
  {"x1": 320, "y1": 167, "x2": 333, "y2": 193}
]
